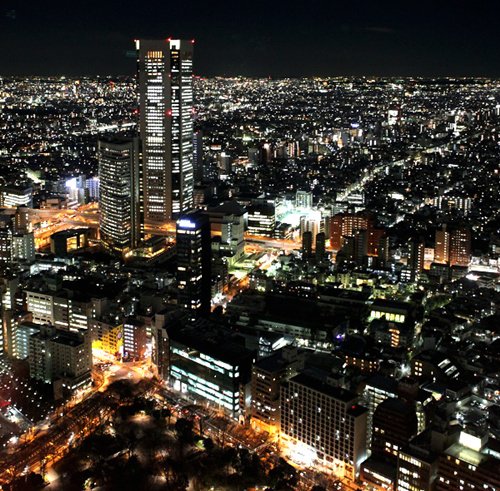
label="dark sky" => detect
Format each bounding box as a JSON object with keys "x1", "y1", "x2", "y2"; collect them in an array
[{"x1": 1, "y1": 0, "x2": 499, "y2": 78}]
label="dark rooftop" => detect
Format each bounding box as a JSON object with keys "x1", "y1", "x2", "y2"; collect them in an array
[{"x1": 290, "y1": 372, "x2": 358, "y2": 404}]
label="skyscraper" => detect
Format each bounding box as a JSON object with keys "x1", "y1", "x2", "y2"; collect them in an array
[
  {"x1": 98, "y1": 136, "x2": 140, "y2": 256},
  {"x1": 136, "y1": 39, "x2": 194, "y2": 228},
  {"x1": 435, "y1": 226, "x2": 450, "y2": 264},
  {"x1": 176, "y1": 209, "x2": 211, "y2": 319},
  {"x1": 435, "y1": 225, "x2": 470, "y2": 266},
  {"x1": 449, "y1": 226, "x2": 471, "y2": 266},
  {"x1": 407, "y1": 239, "x2": 425, "y2": 272}
]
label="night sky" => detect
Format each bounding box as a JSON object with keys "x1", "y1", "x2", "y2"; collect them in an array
[{"x1": 1, "y1": 0, "x2": 499, "y2": 78}]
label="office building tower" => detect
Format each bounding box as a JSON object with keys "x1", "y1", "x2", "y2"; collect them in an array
[
  {"x1": 449, "y1": 226, "x2": 471, "y2": 266},
  {"x1": 295, "y1": 190, "x2": 313, "y2": 209},
  {"x1": 176, "y1": 210, "x2": 211, "y2": 319},
  {"x1": 435, "y1": 226, "x2": 450, "y2": 264},
  {"x1": 98, "y1": 137, "x2": 140, "y2": 256},
  {"x1": 123, "y1": 317, "x2": 147, "y2": 360},
  {"x1": 250, "y1": 346, "x2": 303, "y2": 435},
  {"x1": 408, "y1": 239, "x2": 425, "y2": 272},
  {"x1": 302, "y1": 231, "x2": 312, "y2": 259},
  {"x1": 136, "y1": 38, "x2": 194, "y2": 226},
  {"x1": 315, "y1": 232, "x2": 326, "y2": 261},
  {"x1": 247, "y1": 203, "x2": 276, "y2": 237},
  {"x1": 372, "y1": 398, "x2": 418, "y2": 460}
]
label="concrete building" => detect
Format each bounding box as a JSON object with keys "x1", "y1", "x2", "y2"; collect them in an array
[
  {"x1": 50, "y1": 229, "x2": 87, "y2": 256},
  {"x1": 280, "y1": 373, "x2": 368, "y2": 480},
  {"x1": 29, "y1": 325, "x2": 92, "y2": 392},
  {"x1": 247, "y1": 203, "x2": 276, "y2": 237},
  {"x1": 123, "y1": 317, "x2": 147, "y2": 360},
  {"x1": 0, "y1": 186, "x2": 33, "y2": 208},
  {"x1": 250, "y1": 346, "x2": 304, "y2": 435},
  {"x1": 168, "y1": 320, "x2": 255, "y2": 419},
  {"x1": 206, "y1": 200, "x2": 246, "y2": 266},
  {"x1": 11, "y1": 232, "x2": 35, "y2": 262},
  {"x1": 436, "y1": 430, "x2": 500, "y2": 490}
]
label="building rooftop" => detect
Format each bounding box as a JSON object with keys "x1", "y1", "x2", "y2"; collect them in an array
[
  {"x1": 290, "y1": 372, "x2": 358, "y2": 404},
  {"x1": 254, "y1": 350, "x2": 289, "y2": 373},
  {"x1": 168, "y1": 320, "x2": 255, "y2": 367},
  {"x1": 207, "y1": 200, "x2": 246, "y2": 217}
]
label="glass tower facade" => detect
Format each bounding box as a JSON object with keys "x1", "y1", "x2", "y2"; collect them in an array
[
  {"x1": 98, "y1": 137, "x2": 140, "y2": 255},
  {"x1": 136, "y1": 39, "x2": 194, "y2": 227},
  {"x1": 176, "y1": 210, "x2": 211, "y2": 319}
]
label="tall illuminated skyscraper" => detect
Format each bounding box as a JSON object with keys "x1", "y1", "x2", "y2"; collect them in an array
[
  {"x1": 98, "y1": 136, "x2": 140, "y2": 256},
  {"x1": 136, "y1": 39, "x2": 194, "y2": 227},
  {"x1": 176, "y1": 210, "x2": 211, "y2": 319}
]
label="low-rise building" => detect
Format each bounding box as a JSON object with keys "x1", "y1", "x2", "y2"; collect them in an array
[{"x1": 168, "y1": 320, "x2": 255, "y2": 419}]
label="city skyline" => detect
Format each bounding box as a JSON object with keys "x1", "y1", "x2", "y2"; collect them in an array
[
  {"x1": 1, "y1": 18, "x2": 500, "y2": 488},
  {"x1": 1, "y1": 0, "x2": 500, "y2": 78}
]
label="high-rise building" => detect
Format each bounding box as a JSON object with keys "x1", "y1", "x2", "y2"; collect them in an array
[
  {"x1": 136, "y1": 39, "x2": 194, "y2": 227},
  {"x1": 0, "y1": 186, "x2": 33, "y2": 208},
  {"x1": 11, "y1": 232, "x2": 35, "y2": 262},
  {"x1": 330, "y1": 212, "x2": 384, "y2": 256},
  {"x1": 315, "y1": 232, "x2": 326, "y2": 261},
  {"x1": 280, "y1": 373, "x2": 368, "y2": 481},
  {"x1": 250, "y1": 346, "x2": 303, "y2": 435},
  {"x1": 193, "y1": 130, "x2": 204, "y2": 182},
  {"x1": 98, "y1": 137, "x2": 140, "y2": 256},
  {"x1": 372, "y1": 398, "x2": 418, "y2": 461},
  {"x1": 435, "y1": 226, "x2": 450, "y2": 264},
  {"x1": 176, "y1": 210, "x2": 211, "y2": 319},
  {"x1": 247, "y1": 203, "x2": 276, "y2": 237},
  {"x1": 300, "y1": 213, "x2": 321, "y2": 246},
  {"x1": 435, "y1": 225, "x2": 470, "y2": 267},
  {"x1": 29, "y1": 325, "x2": 92, "y2": 392},
  {"x1": 205, "y1": 200, "x2": 246, "y2": 266},
  {"x1": 302, "y1": 231, "x2": 313, "y2": 259},
  {"x1": 408, "y1": 239, "x2": 425, "y2": 272},
  {"x1": 123, "y1": 317, "x2": 147, "y2": 360},
  {"x1": 295, "y1": 190, "x2": 313, "y2": 209},
  {"x1": 449, "y1": 226, "x2": 471, "y2": 267}
]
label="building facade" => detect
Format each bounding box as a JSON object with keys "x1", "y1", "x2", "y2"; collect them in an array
[
  {"x1": 168, "y1": 321, "x2": 255, "y2": 418},
  {"x1": 137, "y1": 38, "x2": 194, "y2": 226},
  {"x1": 176, "y1": 210, "x2": 211, "y2": 319},
  {"x1": 280, "y1": 373, "x2": 368, "y2": 480},
  {"x1": 98, "y1": 136, "x2": 140, "y2": 255}
]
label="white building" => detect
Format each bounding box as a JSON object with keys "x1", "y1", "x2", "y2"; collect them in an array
[{"x1": 281, "y1": 373, "x2": 368, "y2": 481}]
